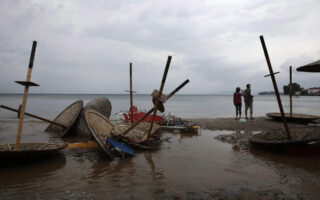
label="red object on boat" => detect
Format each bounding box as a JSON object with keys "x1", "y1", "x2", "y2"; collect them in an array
[{"x1": 123, "y1": 106, "x2": 164, "y2": 124}]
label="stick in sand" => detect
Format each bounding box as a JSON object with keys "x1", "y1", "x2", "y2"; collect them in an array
[
  {"x1": 15, "y1": 41, "x2": 38, "y2": 150},
  {"x1": 122, "y1": 79, "x2": 189, "y2": 135},
  {"x1": 260, "y1": 35, "x2": 291, "y2": 140},
  {"x1": 148, "y1": 56, "x2": 172, "y2": 135},
  {"x1": 289, "y1": 66, "x2": 293, "y2": 117},
  {"x1": 130, "y1": 62, "x2": 134, "y2": 123}
]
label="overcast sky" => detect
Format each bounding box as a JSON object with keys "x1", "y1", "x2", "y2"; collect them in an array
[{"x1": 0, "y1": 0, "x2": 319, "y2": 94}]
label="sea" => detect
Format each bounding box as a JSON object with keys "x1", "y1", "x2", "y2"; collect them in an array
[{"x1": 0, "y1": 94, "x2": 319, "y2": 120}]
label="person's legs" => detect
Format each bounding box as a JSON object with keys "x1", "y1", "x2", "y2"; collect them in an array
[
  {"x1": 245, "y1": 104, "x2": 248, "y2": 119},
  {"x1": 235, "y1": 105, "x2": 239, "y2": 119},
  {"x1": 249, "y1": 103, "x2": 253, "y2": 119},
  {"x1": 239, "y1": 104, "x2": 242, "y2": 119}
]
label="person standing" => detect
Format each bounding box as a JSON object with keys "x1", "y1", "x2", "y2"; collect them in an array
[
  {"x1": 243, "y1": 84, "x2": 253, "y2": 119},
  {"x1": 233, "y1": 87, "x2": 242, "y2": 119}
]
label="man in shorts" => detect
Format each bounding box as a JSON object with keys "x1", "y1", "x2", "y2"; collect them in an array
[{"x1": 243, "y1": 84, "x2": 253, "y2": 119}]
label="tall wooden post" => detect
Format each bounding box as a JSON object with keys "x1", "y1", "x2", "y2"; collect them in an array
[
  {"x1": 148, "y1": 56, "x2": 171, "y2": 135},
  {"x1": 260, "y1": 36, "x2": 291, "y2": 140},
  {"x1": 289, "y1": 66, "x2": 292, "y2": 117},
  {"x1": 15, "y1": 41, "x2": 37, "y2": 149},
  {"x1": 129, "y1": 63, "x2": 133, "y2": 123}
]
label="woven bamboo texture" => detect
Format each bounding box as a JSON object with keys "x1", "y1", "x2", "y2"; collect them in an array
[{"x1": 45, "y1": 100, "x2": 83, "y2": 136}]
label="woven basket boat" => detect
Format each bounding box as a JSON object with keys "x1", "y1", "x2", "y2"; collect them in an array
[
  {"x1": 266, "y1": 112, "x2": 320, "y2": 123},
  {"x1": 84, "y1": 108, "x2": 115, "y2": 159},
  {"x1": 45, "y1": 100, "x2": 83, "y2": 137},
  {"x1": 0, "y1": 143, "x2": 67, "y2": 163},
  {"x1": 249, "y1": 126, "x2": 320, "y2": 154}
]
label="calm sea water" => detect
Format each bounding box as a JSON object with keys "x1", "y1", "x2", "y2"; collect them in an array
[{"x1": 0, "y1": 94, "x2": 319, "y2": 120}]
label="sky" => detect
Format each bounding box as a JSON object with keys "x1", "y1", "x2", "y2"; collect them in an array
[{"x1": 0, "y1": 0, "x2": 319, "y2": 94}]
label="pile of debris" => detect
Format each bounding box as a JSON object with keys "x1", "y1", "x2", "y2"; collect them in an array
[{"x1": 0, "y1": 53, "x2": 191, "y2": 162}]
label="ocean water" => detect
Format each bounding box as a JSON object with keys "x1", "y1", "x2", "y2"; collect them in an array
[{"x1": 0, "y1": 94, "x2": 319, "y2": 120}]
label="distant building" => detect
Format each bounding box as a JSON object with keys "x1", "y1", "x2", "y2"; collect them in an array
[{"x1": 308, "y1": 87, "x2": 320, "y2": 94}]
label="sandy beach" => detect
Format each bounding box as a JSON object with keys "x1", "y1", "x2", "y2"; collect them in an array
[{"x1": 191, "y1": 117, "x2": 310, "y2": 131}]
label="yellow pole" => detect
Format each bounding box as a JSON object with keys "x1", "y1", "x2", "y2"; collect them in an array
[{"x1": 15, "y1": 41, "x2": 37, "y2": 150}]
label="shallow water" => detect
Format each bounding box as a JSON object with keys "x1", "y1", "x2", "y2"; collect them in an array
[{"x1": 1, "y1": 122, "x2": 320, "y2": 199}]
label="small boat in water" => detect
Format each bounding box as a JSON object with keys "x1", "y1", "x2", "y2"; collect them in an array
[
  {"x1": 0, "y1": 143, "x2": 67, "y2": 164},
  {"x1": 45, "y1": 100, "x2": 83, "y2": 137},
  {"x1": 84, "y1": 109, "x2": 135, "y2": 159},
  {"x1": 266, "y1": 112, "x2": 320, "y2": 123},
  {"x1": 249, "y1": 126, "x2": 320, "y2": 155}
]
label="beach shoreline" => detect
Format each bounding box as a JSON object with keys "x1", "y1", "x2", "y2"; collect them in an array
[
  {"x1": 190, "y1": 116, "x2": 320, "y2": 131},
  {"x1": 1, "y1": 116, "x2": 320, "y2": 133},
  {"x1": 1, "y1": 118, "x2": 320, "y2": 200}
]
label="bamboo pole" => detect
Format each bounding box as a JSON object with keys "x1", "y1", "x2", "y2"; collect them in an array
[
  {"x1": 130, "y1": 63, "x2": 134, "y2": 123},
  {"x1": 148, "y1": 56, "x2": 172, "y2": 135},
  {"x1": 15, "y1": 41, "x2": 37, "y2": 149},
  {"x1": 122, "y1": 79, "x2": 189, "y2": 135},
  {"x1": 260, "y1": 36, "x2": 291, "y2": 140},
  {"x1": 0, "y1": 105, "x2": 67, "y2": 128},
  {"x1": 289, "y1": 66, "x2": 292, "y2": 117}
]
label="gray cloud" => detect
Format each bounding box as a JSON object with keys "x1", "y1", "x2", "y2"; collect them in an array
[{"x1": 0, "y1": 0, "x2": 319, "y2": 94}]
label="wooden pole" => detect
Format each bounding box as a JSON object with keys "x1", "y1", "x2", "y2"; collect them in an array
[
  {"x1": 289, "y1": 66, "x2": 292, "y2": 118},
  {"x1": 15, "y1": 41, "x2": 37, "y2": 149},
  {"x1": 0, "y1": 105, "x2": 67, "y2": 128},
  {"x1": 260, "y1": 36, "x2": 291, "y2": 140},
  {"x1": 122, "y1": 79, "x2": 189, "y2": 135},
  {"x1": 130, "y1": 63, "x2": 134, "y2": 123},
  {"x1": 148, "y1": 56, "x2": 172, "y2": 135}
]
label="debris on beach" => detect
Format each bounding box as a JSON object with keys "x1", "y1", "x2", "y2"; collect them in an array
[
  {"x1": 119, "y1": 106, "x2": 199, "y2": 133},
  {"x1": 112, "y1": 123, "x2": 162, "y2": 150}
]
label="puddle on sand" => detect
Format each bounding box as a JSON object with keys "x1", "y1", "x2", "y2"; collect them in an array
[{"x1": 0, "y1": 122, "x2": 320, "y2": 199}]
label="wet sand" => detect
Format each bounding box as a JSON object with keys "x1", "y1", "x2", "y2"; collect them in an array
[
  {"x1": 0, "y1": 119, "x2": 320, "y2": 199},
  {"x1": 191, "y1": 116, "x2": 320, "y2": 131}
]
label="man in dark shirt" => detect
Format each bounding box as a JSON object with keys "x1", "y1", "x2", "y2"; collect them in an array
[{"x1": 243, "y1": 84, "x2": 253, "y2": 119}]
